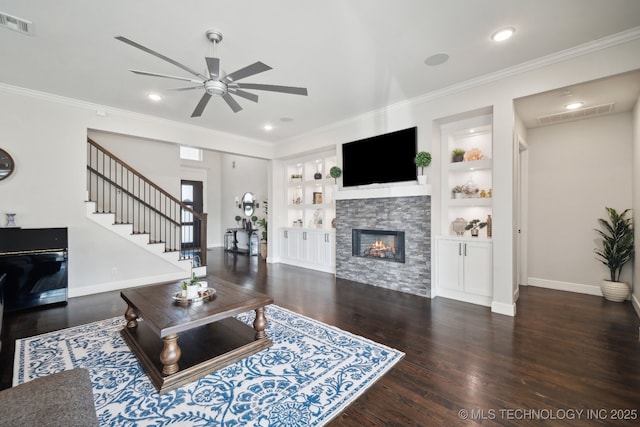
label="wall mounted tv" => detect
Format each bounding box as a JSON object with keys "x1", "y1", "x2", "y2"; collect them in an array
[{"x1": 341, "y1": 126, "x2": 417, "y2": 187}]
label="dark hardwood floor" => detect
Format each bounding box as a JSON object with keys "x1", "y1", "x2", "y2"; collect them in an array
[{"x1": 2, "y1": 248, "x2": 639, "y2": 426}]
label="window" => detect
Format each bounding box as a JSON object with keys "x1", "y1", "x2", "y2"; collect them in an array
[{"x1": 180, "y1": 146, "x2": 203, "y2": 161}]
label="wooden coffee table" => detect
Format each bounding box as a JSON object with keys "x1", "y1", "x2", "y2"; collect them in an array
[{"x1": 120, "y1": 277, "x2": 274, "y2": 394}]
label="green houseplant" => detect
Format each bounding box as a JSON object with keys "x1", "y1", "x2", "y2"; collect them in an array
[
  {"x1": 256, "y1": 200, "x2": 268, "y2": 258},
  {"x1": 329, "y1": 166, "x2": 342, "y2": 184},
  {"x1": 452, "y1": 148, "x2": 465, "y2": 162},
  {"x1": 414, "y1": 151, "x2": 432, "y2": 184},
  {"x1": 594, "y1": 207, "x2": 634, "y2": 301},
  {"x1": 465, "y1": 219, "x2": 487, "y2": 237}
]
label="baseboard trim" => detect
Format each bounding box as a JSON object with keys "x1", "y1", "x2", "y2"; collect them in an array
[
  {"x1": 69, "y1": 271, "x2": 187, "y2": 298},
  {"x1": 491, "y1": 301, "x2": 516, "y2": 317},
  {"x1": 528, "y1": 277, "x2": 602, "y2": 296}
]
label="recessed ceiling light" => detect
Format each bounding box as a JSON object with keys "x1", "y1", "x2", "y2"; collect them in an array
[
  {"x1": 148, "y1": 93, "x2": 162, "y2": 102},
  {"x1": 280, "y1": 117, "x2": 294, "y2": 122},
  {"x1": 491, "y1": 27, "x2": 515, "y2": 42},
  {"x1": 424, "y1": 53, "x2": 449, "y2": 66},
  {"x1": 565, "y1": 102, "x2": 584, "y2": 110},
  {"x1": 263, "y1": 124, "x2": 273, "y2": 131}
]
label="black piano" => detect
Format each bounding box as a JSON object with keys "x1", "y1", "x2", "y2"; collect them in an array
[{"x1": 0, "y1": 227, "x2": 68, "y2": 313}]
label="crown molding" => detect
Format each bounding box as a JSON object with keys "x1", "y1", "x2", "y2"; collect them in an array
[
  {"x1": 280, "y1": 26, "x2": 640, "y2": 144},
  {"x1": 0, "y1": 83, "x2": 272, "y2": 148}
]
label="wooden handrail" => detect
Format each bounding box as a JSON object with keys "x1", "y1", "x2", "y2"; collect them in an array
[
  {"x1": 87, "y1": 137, "x2": 207, "y2": 265},
  {"x1": 86, "y1": 165, "x2": 181, "y2": 227},
  {"x1": 87, "y1": 138, "x2": 202, "y2": 220}
]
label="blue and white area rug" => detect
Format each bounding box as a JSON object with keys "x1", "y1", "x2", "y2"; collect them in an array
[{"x1": 14, "y1": 305, "x2": 404, "y2": 426}]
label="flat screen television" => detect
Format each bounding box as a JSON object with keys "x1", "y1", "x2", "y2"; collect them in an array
[{"x1": 341, "y1": 127, "x2": 417, "y2": 187}]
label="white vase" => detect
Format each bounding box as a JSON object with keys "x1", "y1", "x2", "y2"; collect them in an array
[
  {"x1": 417, "y1": 175, "x2": 427, "y2": 185},
  {"x1": 600, "y1": 280, "x2": 629, "y2": 302}
]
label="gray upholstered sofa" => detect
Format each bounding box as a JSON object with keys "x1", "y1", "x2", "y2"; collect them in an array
[{"x1": 0, "y1": 368, "x2": 98, "y2": 427}]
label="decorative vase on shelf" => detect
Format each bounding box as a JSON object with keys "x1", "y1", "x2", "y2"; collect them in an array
[
  {"x1": 417, "y1": 175, "x2": 427, "y2": 185},
  {"x1": 462, "y1": 179, "x2": 478, "y2": 198},
  {"x1": 470, "y1": 229, "x2": 479, "y2": 237},
  {"x1": 314, "y1": 164, "x2": 322, "y2": 180},
  {"x1": 452, "y1": 218, "x2": 467, "y2": 236},
  {"x1": 486, "y1": 215, "x2": 492, "y2": 238}
]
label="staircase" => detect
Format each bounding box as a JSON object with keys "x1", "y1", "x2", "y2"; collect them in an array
[{"x1": 85, "y1": 138, "x2": 207, "y2": 276}]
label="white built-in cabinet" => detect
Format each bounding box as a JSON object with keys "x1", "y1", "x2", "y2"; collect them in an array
[
  {"x1": 280, "y1": 228, "x2": 335, "y2": 273},
  {"x1": 435, "y1": 237, "x2": 492, "y2": 306},
  {"x1": 435, "y1": 113, "x2": 493, "y2": 305},
  {"x1": 280, "y1": 150, "x2": 337, "y2": 273}
]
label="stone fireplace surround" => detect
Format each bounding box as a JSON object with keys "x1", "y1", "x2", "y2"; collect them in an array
[{"x1": 335, "y1": 195, "x2": 431, "y2": 297}]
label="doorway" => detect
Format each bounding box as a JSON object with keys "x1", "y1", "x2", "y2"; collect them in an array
[{"x1": 181, "y1": 180, "x2": 203, "y2": 257}]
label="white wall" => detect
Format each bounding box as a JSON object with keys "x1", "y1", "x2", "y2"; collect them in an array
[
  {"x1": 527, "y1": 113, "x2": 633, "y2": 293},
  {"x1": 273, "y1": 38, "x2": 640, "y2": 316},
  {"x1": 1, "y1": 36, "x2": 639, "y2": 309},
  {"x1": 633, "y1": 95, "x2": 640, "y2": 315},
  {"x1": 0, "y1": 86, "x2": 270, "y2": 295}
]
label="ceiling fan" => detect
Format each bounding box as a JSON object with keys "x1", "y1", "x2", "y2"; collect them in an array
[{"x1": 115, "y1": 30, "x2": 308, "y2": 116}]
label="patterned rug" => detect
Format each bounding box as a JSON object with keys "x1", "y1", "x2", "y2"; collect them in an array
[{"x1": 14, "y1": 305, "x2": 404, "y2": 426}]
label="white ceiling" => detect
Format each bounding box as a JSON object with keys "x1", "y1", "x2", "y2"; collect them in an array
[{"x1": 1, "y1": 0, "x2": 639, "y2": 143}]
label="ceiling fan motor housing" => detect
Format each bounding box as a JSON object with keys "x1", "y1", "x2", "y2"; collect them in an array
[{"x1": 205, "y1": 79, "x2": 227, "y2": 96}]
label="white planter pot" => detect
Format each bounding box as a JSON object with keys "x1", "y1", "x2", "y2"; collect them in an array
[
  {"x1": 417, "y1": 175, "x2": 427, "y2": 185},
  {"x1": 600, "y1": 280, "x2": 629, "y2": 302},
  {"x1": 186, "y1": 285, "x2": 199, "y2": 299}
]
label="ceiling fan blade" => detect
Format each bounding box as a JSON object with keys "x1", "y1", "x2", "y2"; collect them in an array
[
  {"x1": 191, "y1": 93, "x2": 212, "y2": 117},
  {"x1": 224, "y1": 62, "x2": 272, "y2": 82},
  {"x1": 170, "y1": 86, "x2": 203, "y2": 91},
  {"x1": 237, "y1": 83, "x2": 308, "y2": 96},
  {"x1": 116, "y1": 36, "x2": 208, "y2": 80},
  {"x1": 231, "y1": 89, "x2": 259, "y2": 103},
  {"x1": 129, "y1": 69, "x2": 204, "y2": 84},
  {"x1": 206, "y1": 57, "x2": 220, "y2": 78},
  {"x1": 222, "y1": 94, "x2": 243, "y2": 113}
]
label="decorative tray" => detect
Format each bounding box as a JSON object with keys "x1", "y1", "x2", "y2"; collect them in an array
[{"x1": 172, "y1": 287, "x2": 216, "y2": 305}]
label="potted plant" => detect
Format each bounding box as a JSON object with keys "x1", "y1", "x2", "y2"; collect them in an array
[
  {"x1": 256, "y1": 200, "x2": 268, "y2": 259},
  {"x1": 594, "y1": 207, "x2": 634, "y2": 302},
  {"x1": 181, "y1": 272, "x2": 201, "y2": 299},
  {"x1": 234, "y1": 215, "x2": 242, "y2": 227},
  {"x1": 290, "y1": 173, "x2": 303, "y2": 183},
  {"x1": 452, "y1": 148, "x2": 465, "y2": 162},
  {"x1": 465, "y1": 219, "x2": 487, "y2": 237},
  {"x1": 414, "y1": 151, "x2": 432, "y2": 184},
  {"x1": 329, "y1": 166, "x2": 342, "y2": 186},
  {"x1": 451, "y1": 185, "x2": 463, "y2": 199}
]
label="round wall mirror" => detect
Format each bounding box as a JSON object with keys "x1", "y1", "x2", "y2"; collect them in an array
[
  {"x1": 0, "y1": 149, "x2": 15, "y2": 181},
  {"x1": 242, "y1": 192, "x2": 255, "y2": 217}
]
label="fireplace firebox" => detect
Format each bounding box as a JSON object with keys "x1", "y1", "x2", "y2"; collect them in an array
[{"x1": 352, "y1": 229, "x2": 405, "y2": 263}]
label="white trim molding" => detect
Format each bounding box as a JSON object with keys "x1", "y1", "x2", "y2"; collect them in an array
[
  {"x1": 491, "y1": 301, "x2": 517, "y2": 317},
  {"x1": 528, "y1": 277, "x2": 602, "y2": 296}
]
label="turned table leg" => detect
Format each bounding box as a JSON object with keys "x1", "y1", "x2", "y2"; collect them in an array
[
  {"x1": 160, "y1": 334, "x2": 181, "y2": 376},
  {"x1": 124, "y1": 305, "x2": 139, "y2": 328},
  {"x1": 253, "y1": 306, "x2": 268, "y2": 340}
]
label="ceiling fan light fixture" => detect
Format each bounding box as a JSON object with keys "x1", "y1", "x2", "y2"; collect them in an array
[{"x1": 491, "y1": 27, "x2": 515, "y2": 42}]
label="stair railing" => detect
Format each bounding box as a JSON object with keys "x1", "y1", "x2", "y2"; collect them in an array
[{"x1": 86, "y1": 138, "x2": 207, "y2": 266}]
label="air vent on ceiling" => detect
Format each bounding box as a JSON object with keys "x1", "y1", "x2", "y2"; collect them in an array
[
  {"x1": 536, "y1": 103, "x2": 615, "y2": 127},
  {"x1": 0, "y1": 12, "x2": 33, "y2": 35}
]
